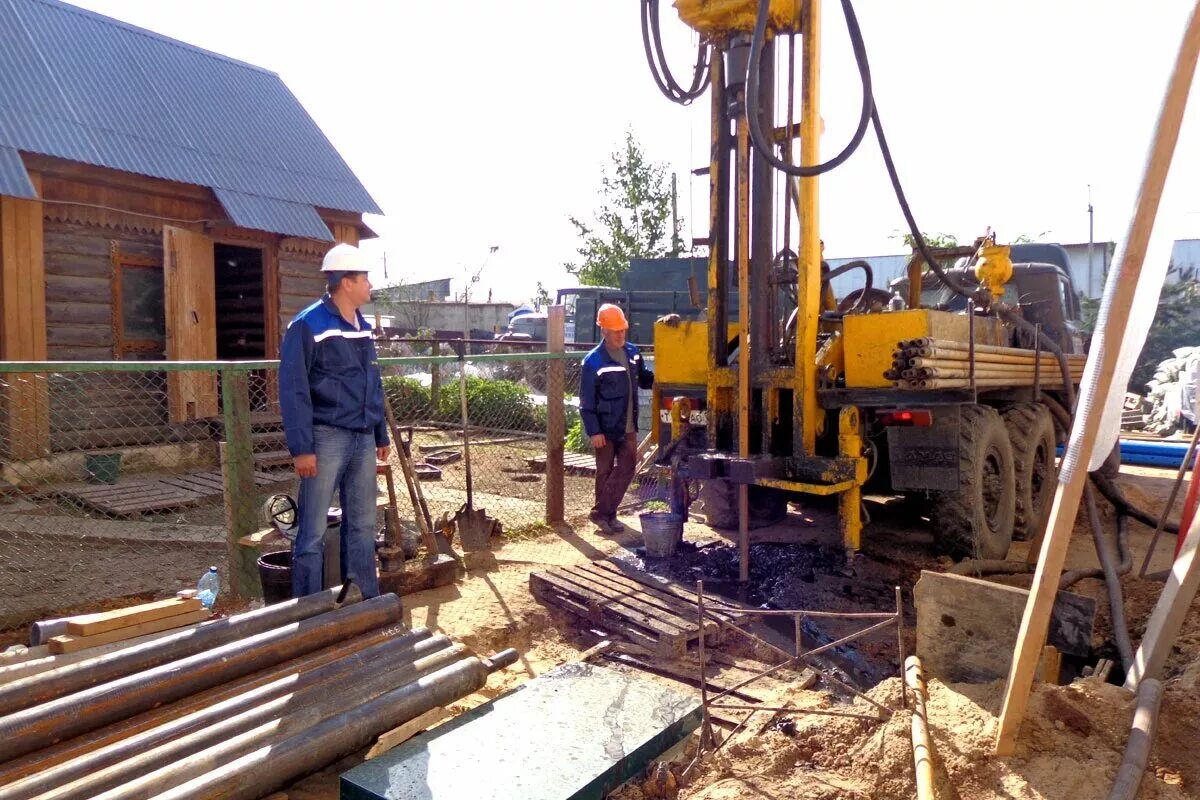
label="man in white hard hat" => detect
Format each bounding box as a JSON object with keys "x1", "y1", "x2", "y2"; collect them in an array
[{"x1": 279, "y1": 243, "x2": 388, "y2": 598}]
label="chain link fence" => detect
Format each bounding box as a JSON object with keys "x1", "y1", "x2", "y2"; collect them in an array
[{"x1": 0, "y1": 347, "x2": 666, "y2": 634}]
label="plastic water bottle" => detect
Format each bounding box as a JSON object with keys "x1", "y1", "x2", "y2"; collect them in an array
[{"x1": 197, "y1": 566, "x2": 220, "y2": 610}]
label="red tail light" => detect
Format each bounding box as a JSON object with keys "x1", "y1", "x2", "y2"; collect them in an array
[{"x1": 877, "y1": 409, "x2": 932, "y2": 427}]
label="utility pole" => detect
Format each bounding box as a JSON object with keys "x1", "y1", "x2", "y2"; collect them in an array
[
  {"x1": 1087, "y1": 185, "x2": 1095, "y2": 298},
  {"x1": 670, "y1": 172, "x2": 681, "y2": 257}
]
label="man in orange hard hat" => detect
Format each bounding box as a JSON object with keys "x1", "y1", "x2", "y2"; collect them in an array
[{"x1": 579, "y1": 303, "x2": 654, "y2": 533}]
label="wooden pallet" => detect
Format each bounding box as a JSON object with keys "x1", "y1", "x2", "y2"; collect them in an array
[
  {"x1": 54, "y1": 469, "x2": 290, "y2": 517},
  {"x1": 525, "y1": 452, "x2": 597, "y2": 477},
  {"x1": 530, "y1": 560, "x2": 751, "y2": 658}
]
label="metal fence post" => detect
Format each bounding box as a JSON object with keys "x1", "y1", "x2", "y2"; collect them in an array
[
  {"x1": 546, "y1": 306, "x2": 565, "y2": 524},
  {"x1": 219, "y1": 369, "x2": 258, "y2": 599}
]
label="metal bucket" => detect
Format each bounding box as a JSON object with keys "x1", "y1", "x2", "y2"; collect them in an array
[{"x1": 639, "y1": 512, "x2": 683, "y2": 558}]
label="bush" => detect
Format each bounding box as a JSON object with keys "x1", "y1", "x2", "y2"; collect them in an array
[
  {"x1": 382, "y1": 376, "x2": 432, "y2": 422},
  {"x1": 436, "y1": 376, "x2": 539, "y2": 431}
]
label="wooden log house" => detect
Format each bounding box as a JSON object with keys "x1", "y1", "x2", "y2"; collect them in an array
[{"x1": 0, "y1": 0, "x2": 380, "y2": 461}]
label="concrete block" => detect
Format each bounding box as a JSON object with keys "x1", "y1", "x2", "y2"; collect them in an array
[
  {"x1": 914, "y1": 570, "x2": 1095, "y2": 683},
  {"x1": 340, "y1": 662, "x2": 701, "y2": 800}
]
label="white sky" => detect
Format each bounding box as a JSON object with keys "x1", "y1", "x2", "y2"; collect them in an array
[{"x1": 70, "y1": 0, "x2": 1200, "y2": 304}]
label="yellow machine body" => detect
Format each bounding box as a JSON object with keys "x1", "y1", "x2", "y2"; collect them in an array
[
  {"x1": 975, "y1": 242, "x2": 1014, "y2": 300},
  {"x1": 675, "y1": 0, "x2": 802, "y2": 36},
  {"x1": 842, "y1": 309, "x2": 1008, "y2": 388},
  {"x1": 654, "y1": 319, "x2": 740, "y2": 386}
]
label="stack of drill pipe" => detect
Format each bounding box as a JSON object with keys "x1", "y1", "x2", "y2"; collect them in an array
[
  {"x1": 886, "y1": 337, "x2": 1086, "y2": 389},
  {"x1": 0, "y1": 586, "x2": 516, "y2": 800}
]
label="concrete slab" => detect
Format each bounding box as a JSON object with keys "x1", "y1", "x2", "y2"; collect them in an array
[
  {"x1": 340, "y1": 662, "x2": 701, "y2": 800},
  {"x1": 915, "y1": 570, "x2": 1095, "y2": 683}
]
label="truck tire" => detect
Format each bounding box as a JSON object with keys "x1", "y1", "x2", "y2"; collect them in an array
[
  {"x1": 931, "y1": 404, "x2": 1016, "y2": 560},
  {"x1": 1002, "y1": 403, "x2": 1057, "y2": 541},
  {"x1": 699, "y1": 479, "x2": 787, "y2": 530}
]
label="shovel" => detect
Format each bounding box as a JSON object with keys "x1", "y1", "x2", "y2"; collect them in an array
[
  {"x1": 383, "y1": 394, "x2": 456, "y2": 558},
  {"x1": 451, "y1": 345, "x2": 499, "y2": 552}
]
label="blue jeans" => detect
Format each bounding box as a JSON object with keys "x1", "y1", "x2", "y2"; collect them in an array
[{"x1": 293, "y1": 424, "x2": 379, "y2": 598}]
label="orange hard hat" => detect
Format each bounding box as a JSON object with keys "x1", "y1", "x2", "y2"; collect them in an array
[{"x1": 596, "y1": 303, "x2": 628, "y2": 331}]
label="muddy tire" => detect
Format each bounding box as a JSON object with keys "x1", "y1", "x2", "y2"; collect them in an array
[
  {"x1": 699, "y1": 478, "x2": 787, "y2": 530},
  {"x1": 930, "y1": 404, "x2": 1016, "y2": 560},
  {"x1": 1002, "y1": 403, "x2": 1057, "y2": 542}
]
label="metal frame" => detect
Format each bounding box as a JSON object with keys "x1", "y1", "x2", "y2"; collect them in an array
[{"x1": 692, "y1": 580, "x2": 904, "y2": 751}]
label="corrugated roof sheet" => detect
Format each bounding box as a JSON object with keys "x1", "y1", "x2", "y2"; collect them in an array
[
  {"x1": 0, "y1": 145, "x2": 36, "y2": 198},
  {"x1": 0, "y1": 0, "x2": 381, "y2": 232},
  {"x1": 214, "y1": 188, "x2": 333, "y2": 242}
]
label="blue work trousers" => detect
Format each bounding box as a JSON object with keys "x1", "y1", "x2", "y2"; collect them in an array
[{"x1": 292, "y1": 424, "x2": 379, "y2": 598}]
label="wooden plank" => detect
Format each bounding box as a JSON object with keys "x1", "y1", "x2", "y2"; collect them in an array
[
  {"x1": 163, "y1": 225, "x2": 217, "y2": 421},
  {"x1": 221, "y1": 372, "x2": 259, "y2": 601},
  {"x1": 578, "y1": 562, "x2": 747, "y2": 626},
  {"x1": 546, "y1": 305, "x2": 565, "y2": 524},
  {"x1": 531, "y1": 571, "x2": 691, "y2": 641},
  {"x1": 66, "y1": 597, "x2": 203, "y2": 636},
  {"x1": 1126, "y1": 512, "x2": 1200, "y2": 689},
  {"x1": 49, "y1": 609, "x2": 211, "y2": 654},
  {"x1": 365, "y1": 707, "x2": 450, "y2": 761},
  {"x1": 548, "y1": 567, "x2": 703, "y2": 637},
  {"x1": 590, "y1": 560, "x2": 750, "y2": 623},
  {"x1": 996, "y1": 6, "x2": 1200, "y2": 755},
  {"x1": 569, "y1": 564, "x2": 730, "y2": 634},
  {"x1": 530, "y1": 573, "x2": 682, "y2": 656}
]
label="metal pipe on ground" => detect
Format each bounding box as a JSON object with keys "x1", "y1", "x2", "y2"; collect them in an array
[
  {"x1": 0, "y1": 585, "x2": 362, "y2": 717},
  {"x1": 0, "y1": 623, "x2": 408, "y2": 786},
  {"x1": 904, "y1": 656, "x2": 935, "y2": 800},
  {"x1": 0, "y1": 630, "x2": 445, "y2": 800},
  {"x1": 93, "y1": 650, "x2": 518, "y2": 800},
  {"x1": 30, "y1": 641, "x2": 467, "y2": 800},
  {"x1": 0, "y1": 594, "x2": 401, "y2": 762},
  {"x1": 1106, "y1": 679, "x2": 1164, "y2": 800}
]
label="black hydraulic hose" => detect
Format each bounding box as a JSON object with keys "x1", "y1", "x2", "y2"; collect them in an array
[
  {"x1": 1091, "y1": 470, "x2": 1180, "y2": 536},
  {"x1": 1086, "y1": 485, "x2": 1135, "y2": 672},
  {"x1": 822, "y1": 259, "x2": 873, "y2": 292},
  {"x1": 746, "y1": 0, "x2": 873, "y2": 176},
  {"x1": 641, "y1": 0, "x2": 710, "y2": 105}
]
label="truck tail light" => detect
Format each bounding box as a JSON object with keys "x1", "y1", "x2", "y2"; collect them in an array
[{"x1": 877, "y1": 409, "x2": 932, "y2": 427}]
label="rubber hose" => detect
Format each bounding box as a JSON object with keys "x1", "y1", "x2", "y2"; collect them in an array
[
  {"x1": 822, "y1": 259, "x2": 874, "y2": 312},
  {"x1": 1091, "y1": 471, "x2": 1180, "y2": 536},
  {"x1": 1085, "y1": 484, "x2": 1135, "y2": 672},
  {"x1": 1106, "y1": 678, "x2": 1164, "y2": 800}
]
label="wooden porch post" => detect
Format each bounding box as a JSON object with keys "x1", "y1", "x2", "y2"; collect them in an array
[{"x1": 0, "y1": 172, "x2": 50, "y2": 458}]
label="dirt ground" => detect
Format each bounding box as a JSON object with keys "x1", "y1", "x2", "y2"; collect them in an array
[{"x1": 5, "y1": 463, "x2": 1198, "y2": 799}]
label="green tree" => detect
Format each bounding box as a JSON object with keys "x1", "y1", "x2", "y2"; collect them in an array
[
  {"x1": 1081, "y1": 276, "x2": 1200, "y2": 391},
  {"x1": 532, "y1": 281, "x2": 552, "y2": 309},
  {"x1": 565, "y1": 131, "x2": 681, "y2": 287}
]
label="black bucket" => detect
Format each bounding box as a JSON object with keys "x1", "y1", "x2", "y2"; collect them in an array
[{"x1": 258, "y1": 550, "x2": 293, "y2": 605}]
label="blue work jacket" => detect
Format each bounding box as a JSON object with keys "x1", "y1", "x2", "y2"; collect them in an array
[
  {"x1": 279, "y1": 294, "x2": 389, "y2": 456},
  {"x1": 579, "y1": 342, "x2": 654, "y2": 438}
]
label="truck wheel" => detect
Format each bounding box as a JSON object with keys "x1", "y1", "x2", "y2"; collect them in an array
[
  {"x1": 1002, "y1": 403, "x2": 1057, "y2": 541},
  {"x1": 931, "y1": 404, "x2": 1016, "y2": 560},
  {"x1": 699, "y1": 479, "x2": 787, "y2": 530}
]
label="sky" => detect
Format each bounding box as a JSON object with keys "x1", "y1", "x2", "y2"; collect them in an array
[{"x1": 69, "y1": 0, "x2": 1200, "y2": 304}]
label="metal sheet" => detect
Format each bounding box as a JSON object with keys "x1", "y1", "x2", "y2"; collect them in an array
[
  {"x1": 0, "y1": 145, "x2": 35, "y2": 198},
  {"x1": 341, "y1": 662, "x2": 702, "y2": 800},
  {"x1": 0, "y1": 0, "x2": 380, "y2": 216},
  {"x1": 214, "y1": 188, "x2": 332, "y2": 241}
]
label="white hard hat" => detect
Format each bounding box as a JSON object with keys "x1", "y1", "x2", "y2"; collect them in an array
[{"x1": 321, "y1": 243, "x2": 367, "y2": 272}]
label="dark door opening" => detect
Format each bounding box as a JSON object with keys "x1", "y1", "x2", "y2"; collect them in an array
[{"x1": 214, "y1": 244, "x2": 266, "y2": 359}]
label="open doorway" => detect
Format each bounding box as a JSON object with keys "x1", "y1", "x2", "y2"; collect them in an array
[{"x1": 213, "y1": 244, "x2": 266, "y2": 359}]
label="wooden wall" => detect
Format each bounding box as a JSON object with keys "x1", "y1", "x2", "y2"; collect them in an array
[
  {"x1": 42, "y1": 219, "x2": 161, "y2": 360},
  {"x1": 279, "y1": 240, "x2": 330, "y2": 337}
]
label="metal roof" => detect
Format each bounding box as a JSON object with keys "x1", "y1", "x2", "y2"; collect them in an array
[
  {"x1": 0, "y1": 0, "x2": 382, "y2": 239},
  {"x1": 0, "y1": 146, "x2": 36, "y2": 198}
]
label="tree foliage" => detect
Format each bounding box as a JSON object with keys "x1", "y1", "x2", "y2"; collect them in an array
[
  {"x1": 565, "y1": 131, "x2": 682, "y2": 288},
  {"x1": 1080, "y1": 276, "x2": 1200, "y2": 391}
]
